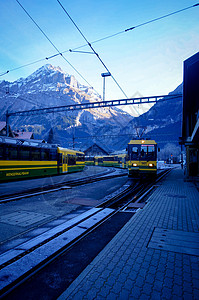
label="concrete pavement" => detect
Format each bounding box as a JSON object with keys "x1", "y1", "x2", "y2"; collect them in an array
[{"x1": 58, "y1": 168, "x2": 199, "y2": 299}]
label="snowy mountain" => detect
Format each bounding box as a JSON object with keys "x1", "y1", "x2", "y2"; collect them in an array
[
  {"x1": 0, "y1": 64, "x2": 133, "y2": 150},
  {"x1": 0, "y1": 64, "x2": 182, "y2": 151},
  {"x1": 113, "y1": 83, "x2": 183, "y2": 150}
]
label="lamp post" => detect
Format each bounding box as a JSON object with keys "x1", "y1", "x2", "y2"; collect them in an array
[{"x1": 101, "y1": 72, "x2": 111, "y2": 101}]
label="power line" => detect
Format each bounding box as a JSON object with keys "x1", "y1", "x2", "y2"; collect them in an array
[
  {"x1": 57, "y1": 0, "x2": 128, "y2": 99},
  {"x1": 0, "y1": 87, "x2": 44, "y2": 108},
  {"x1": 1, "y1": 3, "x2": 198, "y2": 78},
  {"x1": 56, "y1": 132, "x2": 178, "y2": 141},
  {"x1": 15, "y1": 0, "x2": 99, "y2": 95}
]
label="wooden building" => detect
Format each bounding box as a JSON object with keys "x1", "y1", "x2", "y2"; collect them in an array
[
  {"x1": 0, "y1": 121, "x2": 14, "y2": 137},
  {"x1": 84, "y1": 143, "x2": 110, "y2": 156},
  {"x1": 180, "y1": 52, "x2": 199, "y2": 178}
]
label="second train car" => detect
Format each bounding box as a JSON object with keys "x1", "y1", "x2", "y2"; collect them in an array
[{"x1": 85, "y1": 154, "x2": 127, "y2": 169}]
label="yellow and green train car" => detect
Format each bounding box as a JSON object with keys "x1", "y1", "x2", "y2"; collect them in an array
[
  {"x1": 0, "y1": 137, "x2": 85, "y2": 182},
  {"x1": 95, "y1": 156, "x2": 117, "y2": 167},
  {"x1": 85, "y1": 154, "x2": 127, "y2": 169},
  {"x1": 58, "y1": 147, "x2": 85, "y2": 173},
  {"x1": 116, "y1": 154, "x2": 127, "y2": 169},
  {"x1": 85, "y1": 156, "x2": 95, "y2": 166},
  {"x1": 127, "y1": 139, "x2": 158, "y2": 178}
]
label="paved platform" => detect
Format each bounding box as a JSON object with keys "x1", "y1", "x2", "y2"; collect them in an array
[{"x1": 58, "y1": 168, "x2": 199, "y2": 299}]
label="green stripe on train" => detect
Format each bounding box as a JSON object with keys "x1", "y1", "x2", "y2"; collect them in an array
[{"x1": 0, "y1": 167, "x2": 58, "y2": 181}]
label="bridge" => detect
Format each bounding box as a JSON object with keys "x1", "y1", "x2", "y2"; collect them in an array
[{"x1": 5, "y1": 94, "x2": 182, "y2": 136}]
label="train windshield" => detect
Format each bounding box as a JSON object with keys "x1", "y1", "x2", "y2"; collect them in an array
[
  {"x1": 140, "y1": 145, "x2": 155, "y2": 160},
  {"x1": 128, "y1": 144, "x2": 156, "y2": 161}
]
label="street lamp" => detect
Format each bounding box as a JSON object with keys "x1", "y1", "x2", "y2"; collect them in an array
[{"x1": 101, "y1": 72, "x2": 111, "y2": 101}]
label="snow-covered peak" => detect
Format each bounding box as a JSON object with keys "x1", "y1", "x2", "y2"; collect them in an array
[
  {"x1": 29, "y1": 64, "x2": 68, "y2": 79},
  {"x1": 13, "y1": 64, "x2": 81, "y2": 90}
]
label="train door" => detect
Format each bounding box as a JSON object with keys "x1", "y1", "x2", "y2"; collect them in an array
[
  {"x1": 57, "y1": 152, "x2": 62, "y2": 174},
  {"x1": 63, "y1": 154, "x2": 67, "y2": 172}
]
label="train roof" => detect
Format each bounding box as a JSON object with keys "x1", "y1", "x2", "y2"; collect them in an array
[
  {"x1": 128, "y1": 139, "x2": 157, "y2": 145},
  {"x1": 0, "y1": 136, "x2": 57, "y2": 149},
  {"x1": 57, "y1": 147, "x2": 84, "y2": 155}
]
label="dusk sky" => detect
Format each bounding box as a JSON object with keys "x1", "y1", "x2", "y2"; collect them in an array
[{"x1": 0, "y1": 0, "x2": 198, "y2": 115}]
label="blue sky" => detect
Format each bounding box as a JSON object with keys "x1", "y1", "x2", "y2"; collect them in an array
[{"x1": 0, "y1": 0, "x2": 198, "y2": 115}]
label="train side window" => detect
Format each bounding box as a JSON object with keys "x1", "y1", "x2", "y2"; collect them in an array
[
  {"x1": 50, "y1": 150, "x2": 57, "y2": 161},
  {"x1": 31, "y1": 148, "x2": 41, "y2": 160},
  {"x1": 20, "y1": 147, "x2": 30, "y2": 160},
  {"x1": 76, "y1": 154, "x2": 85, "y2": 162},
  {"x1": 41, "y1": 149, "x2": 50, "y2": 160},
  {"x1": 6, "y1": 146, "x2": 18, "y2": 160},
  {"x1": 68, "y1": 154, "x2": 76, "y2": 165},
  {"x1": 85, "y1": 156, "x2": 93, "y2": 162},
  {"x1": 0, "y1": 146, "x2": 4, "y2": 160}
]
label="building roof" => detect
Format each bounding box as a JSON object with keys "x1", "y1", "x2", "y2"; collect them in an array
[
  {"x1": 84, "y1": 143, "x2": 110, "y2": 155},
  {"x1": 0, "y1": 121, "x2": 6, "y2": 131},
  {"x1": 13, "y1": 131, "x2": 34, "y2": 140},
  {"x1": 0, "y1": 121, "x2": 14, "y2": 137}
]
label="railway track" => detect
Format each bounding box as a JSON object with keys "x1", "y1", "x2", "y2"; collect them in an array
[
  {"x1": 0, "y1": 168, "x2": 170, "y2": 297},
  {"x1": 0, "y1": 167, "x2": 127, "y2": 204},
  {"x1": 98, "y1": 168, "x2": 171, "y2": 210}
]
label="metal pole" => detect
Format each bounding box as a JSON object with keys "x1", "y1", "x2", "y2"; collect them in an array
[
  {"x1": 6, "y1": 110, "x2": 9, "y2": 137},
  {"x1": 73, "y1": 127, "x2": 75, "y2": 149},
  {"x1": 103, "y1": 76, "x2": 105, "y2": 101},
  {"x1": 101, "y1": 72, "x2": 111, "y2": 102}
]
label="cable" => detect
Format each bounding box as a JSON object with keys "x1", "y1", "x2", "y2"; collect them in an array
[
  {"x1": 125, "y1": 3, "x2": 199, "y2": 32},
  {"x1": 1, "y1": 3, "x2": 198, "y2": 78},
  {"x1": 0, "y1": 88, "x2": 44, "y2": 108},
  {"x1": 57, "y1": 0, "x2": 128, "y2": 99},
  {"x1": 15, "y1": 0, "x2": 99, "y2": 95}
]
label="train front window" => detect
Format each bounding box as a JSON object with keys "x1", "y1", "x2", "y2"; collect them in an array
[
  {"x1": 131, "y1": 146, "x2": 139, "y2": 159},
  {"x1": 141, "y1": 145, "x2": 155, "y2": 160}
]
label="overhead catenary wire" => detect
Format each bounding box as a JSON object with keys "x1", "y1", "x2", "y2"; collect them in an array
[
  {"x1": 15, "y1": 0, "x2": 99, "y2": 95},
  {"x1": 0, "y1": 88, "x2": 44, "y2": 108},
  {"x1": 56, "y1": 0, "x2": 128, "y2": 99},
  {"x1": 1, "y1": 3, "x2": 198, "y2": 78}
]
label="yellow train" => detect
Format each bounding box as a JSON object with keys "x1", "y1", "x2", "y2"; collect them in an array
[
  {"x1": 0, "y1": 136, "x2": 85, "y2": 181},
  {"x1": 85, "y1": 154, "x2": 127, "y2": 169},
  {"x1": 127, "y1": 139, "x2": 158, "y2": 177}
]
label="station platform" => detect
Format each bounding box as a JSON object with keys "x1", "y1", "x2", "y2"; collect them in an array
[{"x1": 58, "y1": 168, "x2": 199, "y2": 299}]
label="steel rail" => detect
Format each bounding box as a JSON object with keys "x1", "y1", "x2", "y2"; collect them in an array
[
  {"x1": 0, "y1": 168, "x2": 127, "y2": 203},
  {"x1": 0, "y1": 168, "x2": 171, "y2": 297}
]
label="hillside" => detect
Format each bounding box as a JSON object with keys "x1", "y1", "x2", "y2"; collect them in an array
[{"x1": 0, "y1": 64, "x2": 182, "y2": 152}]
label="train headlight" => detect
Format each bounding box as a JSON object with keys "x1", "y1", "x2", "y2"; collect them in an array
[
  {"x1": 133, "y1": 163, "x2": 138, "y2": 167},
  {"x1": 149, "y1": 163, "x2": 154, "y2": 167}
]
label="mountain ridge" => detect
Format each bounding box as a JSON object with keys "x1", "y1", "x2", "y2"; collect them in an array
[{"x1": 0, "y1": 64, "x2": 182, "y2": 152}]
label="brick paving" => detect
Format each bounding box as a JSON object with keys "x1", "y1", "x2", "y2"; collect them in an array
[{"x1": 58, "y1": 169, "x2": 199, "y2": 299}]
